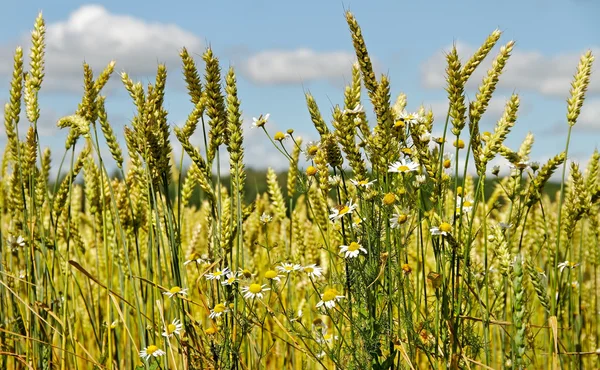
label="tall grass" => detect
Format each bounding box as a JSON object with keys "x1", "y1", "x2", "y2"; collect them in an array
[{"x1": 0, "y1": 10, "x2": 598, "y2": 370}]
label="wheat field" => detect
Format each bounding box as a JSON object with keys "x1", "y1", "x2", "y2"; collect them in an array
[{"x1": 0, "y1": 10, "x2": 598, "y2": 370}]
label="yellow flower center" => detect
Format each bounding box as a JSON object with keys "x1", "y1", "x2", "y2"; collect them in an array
[
  {"x1": 324, "y1": 333, "x2": 333, "y2": 340},
  {"x1": 306, "y1": 166, "x2": 317, "y2": 176},
  {"x1": 274, "y1": 131, "x2": 285, "y2": 141},
  {"x1": 397, "y1": 214, "x2": 408, "y2": 224},
  {"x1": 226, "y1": 277, "x2": 235, "y2": 284},
  {"x1": 463, "y1": 200, "x2": 472, "y2": 207},
  {"x1": 401, "y1": 148, "x2": 412, "y2": 155},
  {"x1": 454, "y1": 139, "x2": 465, "y2": 149},
  {"x1": 213, "y1": 303, "x2": 226, "y2": 313},
  {"x1": 358, "y1": 180, "x2": 368, "y2": 186},
  {"x1": 308, "y1": 146, "x2": 319, "y2": 156},
  {"x1": 443, "y1": 159, "x2": 451, "y2": 168},
  {"x1": 439, "y1": 222, "x2": 452, "y2": 233},
  {"x1": 265, "y1": 270, "x2": 278, "y2": 279},
  {"x1": 398, "y1": 165, "x2": 409, "y2": 172},
  {"x1": 304, "y1": 266, "x2": 314, "y2": 273},
  {"x1": 166, "y1": 324, "x2": 176, "y2": 333},
  {"x1": 348, "y1": 242, "x2": 360, "y2": 252},
  {"x1": 146, "y1": 345, "x2": 158, "y2": 355},
  {"x1": 242, "y1": 269, "x2": 252, "y2": 278},
  {"x1": 249, "y1": 284, "x2": 262, "y2": 294},
  {"x1": 284, "y1": 265, "x2": 294, "y2": 271},
  {"x1": 169, "y1": 286, "x2": 181, "y2": 294},
  {"x1": 394, "y1": 120, "x2": 405, "y2": 128},
  {"x1": 383, "y1": 193, "x2": 396, "y2": 205},
  {"x1": 338, "y1": 205, "x2": 350, "y2": 215},
  {"x1": 322, "y1": 288, "x2": 339, "y2": 302},
  {"x1": 213, "y1": 271, "x2": 223, "y2": 277}
]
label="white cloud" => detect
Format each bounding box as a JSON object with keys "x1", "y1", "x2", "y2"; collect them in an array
[
  {"x1": 579, "y1": 98, "x2": 600, "y2": 130},
  {"x1": 240, "y1": 48, "x2": 357, "y2": 85},
  {"x1": 421, "y1": 42, "x2": 600, "y2": 98},
  {"x1": 0, "y1": 5, "x2": 203, "y2": 92}
]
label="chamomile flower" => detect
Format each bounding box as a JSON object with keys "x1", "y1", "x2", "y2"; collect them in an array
[
  {"x1": 139, "y1": 345, "x2": 165, "y2": 361},
  {"x1": 265, "y1": 269, "x2": 284, "y2": 282},
  {"x1": 209, "y1": 303, "x2": 230, "y2": 319},
  {"x1": 277, "y1": 262, "x2": 302, "y2": 274},
  {"x1": 457, "y1": 196, "x2": 474, "y2": 214},
  {"x1": 305, "y1": 141, "x2": 320, "y2": 160},
  {"x1": 183, "y1": 252, "x2": 206, "y2": 266},
  {"x1": 419, "y1": 130, "x2": 431, "y2": 142},
  {"x1": 397, "y1": 110, "x2": 421, "y2": 126},
  {"x1": 316, "y1": 288, "x2": 345, "y2": 309},
  {"x1": 390, "y1": 213, "x2": 408, "y2": 229},
  {"x1": 162, "y1": 318, "x2": 183, "y2": 338},
  {"x1": 302, "y1": 264, "x2": 323, "y2": 279},
  {"x1": 343, "y1": 104, "x2": 364, "y2": 115},
  {"x1": 206, "y1": 267, "x2": 230, "y2": 281},
  {"x1": 241, "y1": 283, "x2": 270, "y2": 299},
  {"x1": 221, "y1": 271, "x2": 239, "y2": 286},
  {"x1": 430, "y1": 222, "x2": 452, "y2": 236},
  {"x1": 329, "y1": 199, "x2": 358, "y2": 221},
  {"x1": 388, "y1": 158, "x2": 419, "y2": 174},
  {"x1": 260, "y1": 212, "x2": 273, "y2": 224},
  {"x1": 350, "y1": 178, "x2": 377, "y2": 188},
  {"x1": 558, "y1": 260, "x2": 580, "y2": 272},
  {"x1": 328, "y1": 175, "x2": 342, "y2": 186},
  {"x1": 443, "y1": 153, "x2": 453, "y2": 169},
  {"x1": 339, "y1": 242, "x2": 367, "y2": 258},
  {"x1": 163, "y1": 286, "x2": 188, "y2": 299},
  {"x1": 252, "y1": 113, "x2": 270, "y2": 128},
  {"x1": 7, "y1": 235, "x2": 25, "y2": 251}
]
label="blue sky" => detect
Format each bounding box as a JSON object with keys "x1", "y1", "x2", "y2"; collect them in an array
[{"x1": 0, "y1": 0, "x2": 598, "y2": 174}]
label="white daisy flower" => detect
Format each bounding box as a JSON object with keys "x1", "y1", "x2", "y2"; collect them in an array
[
  {"x1": 241, "y1": 283, "x2": 270, "y2": 300},
  {"x1": 183, "y1": 252, "x2": 207, "y2": 266},
  {"x1": 260, "y1": 212, "x2": 273, "y2": 224},
  {"x1": 350, "y1": 178, "x2": 377, "y2": 188},
  {"x1": 498, "y1": 222, "x2": 513, "y2": 229},
  {"x1": 419, "y1": 130, "x2": 431, "y2": 142},
  {"x1": 163, "y1": 286, "x2": 188, "y2": 299},
  {"x1": 316, "y1": 288, "x2": 345, "y2": 309},
  {"x1": 328, "y1": 175, "x2": 342, "y2": 186},
  {"x1": 343, "y1": 104, "x2": 364, "y2": 115},
  {"x1": 206, "y1": 267, "x2": 231, "y2": 281},
  {"x1": 139, "y1": 345, "x2": 165, "y2": 361},
  {"x1": 252, "y1": 113, "x2": 270, "y2": 128},
  {"x1": 457, "y1": 196, "x2": 474, "y2": 214},
  {"x1": 339, "y1": 242, "x2": 367, "y2": 258},
  {"x1": 397, "y1": 110, "x2": 421, "y2": 126},
  {"x1": 390, "y1": 213, "x2": 408, "y2": 229},
  {"x1": 443, "y1": 153, "x2": 453, "y2": 169},
  {"x1": 302, "y1": 264, "x2": 323, "y2": 278},
  {"x1": 430, "y1": 222, "x2": 452, "y2": 236},
  {"x1": 304, "y1": 141, "x2": 320, "y2": 160},
  {"x1": 388, "y1": 158, "x2": 419, "y2": 174},
  {"x1": 7, "y1": 235, "x2": 25, "y2": 251},
  {"x1": 221, "y1": 272, "x2": 239, "y2": 286},
  {"x1": 276, "y1": 262, "x2": 302, "y2": 274},
  {"x1": 558, "y1": 260, "x2": 580, "y2": 272},
  {"x1": 209, "y1": 303, "x2": 230, "y2": 319},
  {"x1": 162, "y1": 318, "x2": 183, "y2": 338},
  {"x1": 329, "y1": 199, "x2": 358, "y2": 221}
]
